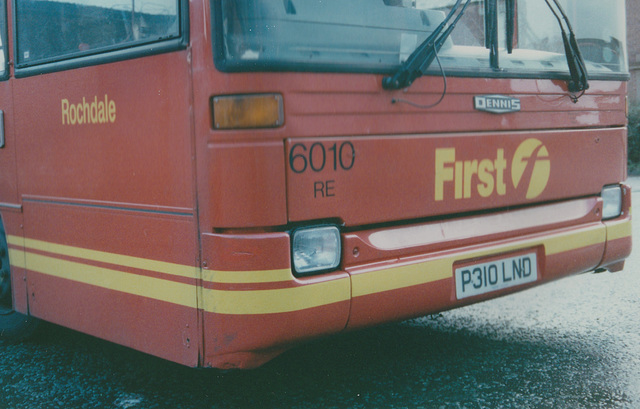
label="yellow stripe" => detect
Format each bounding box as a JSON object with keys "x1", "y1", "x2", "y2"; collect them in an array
[
  {"x1": 545, "y1": 225, "x2": 606, "y2": 255},
  {"x1": 606, "y1": 219, "x2": 632, "y2": 241},
  {"x1": 4, "y1": 223, "x2": 610, "y2": 315},
  {"x1": 9, "y1": 235, "x2": 293, "y2": 284},
  {"x1": 10, "y1": 235, "x2": 198, "y2": 280},
  {"x1": 23, "y1": 252, "x2": 198, "y2": 309},
  {"x1": 352, "y1": 224, "x2": 606, "y2": 298},
  {"x1": 203, "y1": 279, "x2": 350, "y2": 315},
  {"x1": 8, "y1": 248, "x2": 26, "y2": 269},
  {"x1": 351, "y1": 259, "x2": 451, "y2": 298},
  {"x1": 13, "y1": 248, "x2": 347, "y2": 315},
  {"x1": 203, "y1": 268, "x2": 293, "y2": 284},
  {"x1": 6, "y1": 235, "x2": 23, "y2": 247},
  {"x1": 8, "y1": 236, "x2": 344, "y2": 314}
]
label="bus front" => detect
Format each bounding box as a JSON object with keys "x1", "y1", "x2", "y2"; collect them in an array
[{"x1": 194, "y1": 0, "x2": 631, "y2": 369}]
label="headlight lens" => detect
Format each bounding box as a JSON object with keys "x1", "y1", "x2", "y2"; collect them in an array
[
  {"x1": 292, "y1": 226, "x2": 341, "y2": 276},
  {"x1": 602, "y1": 185, "x2": 622, "y2": 220}
]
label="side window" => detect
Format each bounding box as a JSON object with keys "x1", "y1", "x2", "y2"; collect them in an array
[{"x1": 15, "y1": 0, "x2": 180, "y2": 67}]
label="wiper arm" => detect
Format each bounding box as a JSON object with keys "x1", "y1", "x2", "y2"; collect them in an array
[
  {"x1": 506, "y1": 0, "x2": 515, "y2": 54},
  {"x1": 545, "y1": 0, "x2": 589, "y2": 96},
  {"x1": 485, "y1": 0, "x2": 499, "y2": 69},
  {"x1": 382, "y1": 0, "x2": 471, "y2": 90}
]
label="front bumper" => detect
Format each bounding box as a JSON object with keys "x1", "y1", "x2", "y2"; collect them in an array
[{"x1": 201, "y1": 186, "x2": 631, "y2": 369}]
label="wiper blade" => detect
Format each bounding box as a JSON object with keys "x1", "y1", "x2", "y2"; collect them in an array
[
  {"x1": 545, "y1": 0, "x2": 589, "y2": 95},
  {"x1": 382, "y1": 0, "x2": 471, "y2": 90}
]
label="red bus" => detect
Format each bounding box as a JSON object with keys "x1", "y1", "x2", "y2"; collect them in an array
[{"x1": 0, "y1": 0, "x2": 631, "y2": 369}]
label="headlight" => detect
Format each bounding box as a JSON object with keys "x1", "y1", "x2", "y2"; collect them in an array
[
  {"x1": 292, "y1": 226, "x2": 341, "y2": 276},
  {"x1": 601, "y1": 185, "x2": 622, "y2": 220}
]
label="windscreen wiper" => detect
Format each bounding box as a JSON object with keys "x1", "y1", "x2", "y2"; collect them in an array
[
  {"x1": 545, "y1": 0, "x2": 589, "y2": 96},
  {"x1": 382, "y1": 0, "x2": 471, "y2": 90},
  {"x1": 485, "y1": 0, "x2": 499, "y2": 69},
  {"x1": 506, "y1": 0, "x2": 515, "y2": 54}
]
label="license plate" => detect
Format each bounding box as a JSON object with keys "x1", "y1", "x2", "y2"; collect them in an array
[{"x1": 455, "y1": 252, "x2": 538, "y2": 300}]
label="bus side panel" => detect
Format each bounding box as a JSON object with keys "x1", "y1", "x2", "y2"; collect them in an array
[
  {"x1": 0, "y1": 66, "x2": 29, "y2": 314},
  {"x1": 12, "y1": 52, "x2": 200, "y2": 365},
  {"x1": 21, "y1": 201, "x2": 200, "y2": 366},
  {"x1": 27, "y1": 272, "x2": 198, "y2": 365},
  {"x1": 0, "y1": 80, "x2": 18, "y2": 206},
  {"x1": 13, "y1": 52, "x2": 194, "y2": 210}
]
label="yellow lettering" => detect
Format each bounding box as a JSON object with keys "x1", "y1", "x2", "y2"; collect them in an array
[
  {"x1": 435, "y1": 148, "x2": 508, "y2": 201},
  {"x1": 454, "y1": 161, "x2": 463, "y2": 199},
  {"x1": 61, "y1": 99, "x2": 69, "y2": 125},
  {"x1": 434, "y1": 141, "x2": 550, "y2": 201},
  {"x1": 108, "y1": 99, "x2": 116, "y2": 123},
  {"x1": 104, "y1": 95, "x2": 109, "y2": 123},
  {"x1": 477, "y1": 159, "x2": 494, "y2": 197},
  {"x1": 98, "y1": 101, "x2": 106, "y2": 123},
  {"x1": 463, "y1": 160, "x2": 478, "y2": 199},
  {"x1": 61, "y1": 95, "x2": 116, "y2": 126},
  {"x1": 81, "y1": 97, "x2": 90, "y2": 124},
  {"x1": 435, "y1": 148, "x2": 455, "y2": 201},
  {"x1": 495, "y1": 149, "x2": 507, "y2": 195},
  {"x1": 90, "y1": 96, "x2": 98, "y2": 123},
  {"x1": 69, "y1": 104, "x2": 77, "y2": 125}
]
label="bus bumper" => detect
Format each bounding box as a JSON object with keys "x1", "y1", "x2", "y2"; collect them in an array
[
  {"x1": 345, "y1": 192, "x2": 631, "y2": 330},
  {"x1": 201, "y1": 187, "x2": 631, "y2": 369}
]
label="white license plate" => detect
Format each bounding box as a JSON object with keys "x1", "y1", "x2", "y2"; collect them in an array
[{"x1": 455, "y1": 253, "x2": 538, "y2": 299}]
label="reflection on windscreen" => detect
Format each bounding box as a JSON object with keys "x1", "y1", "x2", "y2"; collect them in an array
[
  {"x1": 221, "y1": 0, "x2": 446, "y2": 70},
  {"x1": 15, "y1": 0, "x2": 179, "y2": 65},
  {"x1": 218, "y1": 0, "x2": 627, "y2": 77},
  {"x1": 515, "y1": 0, "x2": 626, "y2": 73}
]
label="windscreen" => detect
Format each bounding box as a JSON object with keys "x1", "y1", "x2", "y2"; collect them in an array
[
  {"x1": 215, "y1": 0, "x2": 628, "y2": 78},
  {"x1": 505, "y1": 0, "x2": 627, "y2": 75}
]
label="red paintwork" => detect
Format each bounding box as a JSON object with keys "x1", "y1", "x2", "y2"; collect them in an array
[
  {"x1": 13, "y1": 51, "x2": 194, "y2": 211},
  {"x1": 0, "y1": 0, "x2": 632, "y2": 369},
  {"x1": 0, "y1": 82, "x2": 17, "y2": 206},
  {"x1": 206, "y1": 143, "x2": 288, "y2": 228},
  {"x1": 203, "y1": 232, "x2": 290, "y2": 272}
]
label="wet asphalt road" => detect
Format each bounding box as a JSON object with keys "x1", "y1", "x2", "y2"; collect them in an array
[{"x1": 1, "y1": 184, "x2": 640, "y2": 408}]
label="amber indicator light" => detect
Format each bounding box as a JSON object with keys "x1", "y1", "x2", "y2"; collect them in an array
[{"x1": 212, "y1": 94, "x2": 284, "y2": 130}]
